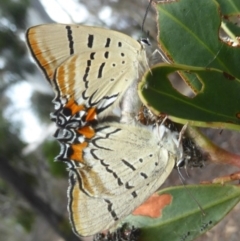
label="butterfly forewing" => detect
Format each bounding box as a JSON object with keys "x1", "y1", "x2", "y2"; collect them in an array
[
  {"x1": 26, "y1": 24, "x2": 149, "y2": 124},
  {"x1": 55, "y1": 49, "x2": 136, "y2": 110}
]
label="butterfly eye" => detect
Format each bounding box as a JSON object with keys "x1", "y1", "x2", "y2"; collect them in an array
[{"x1": 140, "y1": 38, "x2": 151, "y2": 46}]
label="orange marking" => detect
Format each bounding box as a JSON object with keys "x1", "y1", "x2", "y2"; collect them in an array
[
  {"x1": 57, "y1": 65, "x2": 67, "y2": 95},
  {"x1": 68, "y1": 56, "x2": 77, "y2": 87},
  {"x1": 29, "y1": 30, "x2": 54, "y2": 81},
  {"x1": 56, "y1": 56, "x2": 77, "y2": 97},
  {"x1": 78, "y1": 168, "x2": 109, "y2": 196},
  {"x1": 65, "y1": 99, "x2": 75, "y2": 108},
  {"x1": 71, "y1": 103, "x2": 85, "y2": 115},
  {"x1": 70, "y1": 142, "x2": 88, "y2": 163},
  {"x1": 66, "y1": 100, "x2": 85, "y2": 115},
  {"x1": 70, "y1": 179, "x2": 82, "y2": 224},
  {"x1": 70, "y1": 176, "x2": 93, "y2": 235},
  {"x1": 79, "y1": 169, "x2": 96, "y2": 196},
  {"x1": 86, "y1": 107, "x2": 97, "y2": 121},
  {"x1": 132, "y1": 193, "x2": 172, "y2": 218},
  {"x1": 77, "y1": 126, "x2": 95, "y2": 139}
]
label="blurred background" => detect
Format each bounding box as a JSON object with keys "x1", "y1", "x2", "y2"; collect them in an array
[{"x1": 0, "y1": 0, "x2": 239, "y2": 240}]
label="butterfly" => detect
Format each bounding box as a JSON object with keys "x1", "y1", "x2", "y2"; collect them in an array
[
  {"x1": 26, "y1": 24, "x2": 150, "y2": 129},
  {"x1": 26, "y1": 23, "x2": 182, "y2": 237},
  {"x1": 54, "y1": 121, "x2": 183, "y2": 236}
]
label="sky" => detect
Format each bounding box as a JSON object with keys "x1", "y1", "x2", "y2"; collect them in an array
[{"x1": 40, "y1": 0, "x2": 89, "y2": 23}]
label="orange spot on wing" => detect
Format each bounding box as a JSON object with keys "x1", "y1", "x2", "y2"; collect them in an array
[
  {"x1": 70, "y1": 142, "x2": 88, "y2": 163},
  {"x1": 67, "y1": 56, "x2": 77, "y2": 85},
  {"x1": 28, "y1": 29, "x2": 55, "y2": 81},
  {"x1": 56, "y1": 56, "x2": 77, "y2": 97},
  {"x1": 86, "y1": 107, "x2": 97, "y2": 121},
  {"x1": 77, "y1": 126, "x2": 95, "y2": 139},
  {"x1": 132, "y1": 193, "x2": 172, "y2": 218},
  {"x1": 69, "y1": 177, "x2": 83, "y2": 229},
  {"x1": 57, "y1": 65, "x2": 68, "y2": 95},
  {"x1": 65, "y1": 99, "x2": 85, "y2": 115}
]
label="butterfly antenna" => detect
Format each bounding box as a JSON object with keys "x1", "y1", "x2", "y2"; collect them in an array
[{"x1": 141, "y1": 0, "x2": 153, "y2": 34}]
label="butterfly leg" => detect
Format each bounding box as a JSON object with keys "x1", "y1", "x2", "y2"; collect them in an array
[{"x1": 150, "y1": 48, "x2": 171, "y2": 64}]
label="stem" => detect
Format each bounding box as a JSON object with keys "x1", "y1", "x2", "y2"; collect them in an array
[{"x1": 186, "y1": 126, "x2": 240, "y2": 168}]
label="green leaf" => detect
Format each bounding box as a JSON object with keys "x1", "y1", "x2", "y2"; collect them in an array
[
  {"x1": 216, "y1": 0, "x2": 240, "y2": 15},
  {"x1": 123, "y1": 184, "x2": 240, "y2": 241},
  {"x1": 138, "y1": 63, "x2": 240, "y2": 130},
  {"x1": 156, "y1": 0, "x2": 240, "y2": 91},
  {"x1": 218, "y1": 0, "x2": 240, "y2": 42}
]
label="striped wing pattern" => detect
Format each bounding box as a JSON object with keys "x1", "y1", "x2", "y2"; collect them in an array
[
  {"x1": 26, "y1": 23, "x2": 182, "y2": 237},
  {"x1": 54, "y1": 122, "x2": 181, "y2": 236},
  {"x1": 26, "y1": 24, "x2": 149, "y2": 129}
]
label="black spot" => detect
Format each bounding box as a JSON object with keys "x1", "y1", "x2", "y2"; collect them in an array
[
  {"x1": 104, "y1": 199, "x2": 119, "y2": 221},
  {"x1": 62, "y1": 107, "x2": 72, "y2": 116},
  {"x1": 83, "y1": 66, "x2": 90, "y2": 81},
  {"x1": 112, "y1": 172, "x2": 118, "y2": 179},
  {"x1": 121, "y1": 53, "x2": 125, "y2": 57},
  {"x1": 118, "y1": 42, "x2": 122, "y2": 47},
  {"x1": 105, "y1": 38, "x2": 111, "y2": 47},
  {"x1": 132, "y1": 191, "x2": 137, "y2": 198},
  {"x1": 88, "y1": 34, "x2": 94, "y2": 48},
  {"x1": 125, "y1": 182, "x2": 134, "y2": 189},
  {"x1": 104, "y1": 51, "x2": 109, "y2": 59},
  {"x1": 117, "y1": 178, "x2": 123, "y2": 186},
  {"x1": 112, "y1": 63, "x2": 116, "y2": 67},
  {"x1": 90, "y1": 52, "x2": 95, "y2": 59},
  {"x1": 66, "y1": 26, "x2": 74, "y2": 55},
  {"x1": 139, "y1": 158, "x2": 143, "y2": 162},
  {"x1": 122, "y1": 61, "x2": 125, "y2": 64},
  {"x1": 122, "y1": 159, "x2": 136, "y2": 171},
  {"x1": 98, "y1": 63, "x2": 105, "y2": 78},
  {"x1": 140, "y1": 172, "x2": 148, "y2": 179},
  {"x1": 87, "y1": 60, "x2": 91, "y2": 66},
  {"x1": 67, "y1": 146, "x2": 74, "y2": 156}
]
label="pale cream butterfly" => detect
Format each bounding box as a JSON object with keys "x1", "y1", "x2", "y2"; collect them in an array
[
  {"x1": 26, "y1": 24, "x2": 150, "y2": 129},
  {"x1": 54, "y1": 121, "x2": 183, "y2": 236},
  {"x1": 26, "y1": 20, "x2": 182, "y2": 238}
]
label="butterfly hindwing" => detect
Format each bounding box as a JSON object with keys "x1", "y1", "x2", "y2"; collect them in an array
[
  {"x1": 56, "y1": 123, "x2": 180, "y2": 198},
  {"x1": 68, "y1": 160, "x2": 175, "y2": 237},
  {"x1": 56, "y1": 122, "x2": 181, "y2": 230}
]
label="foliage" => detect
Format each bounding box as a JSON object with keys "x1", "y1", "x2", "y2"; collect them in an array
[{"x1": 136, "y1": 1, "x2": 240, "y2": 240}]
